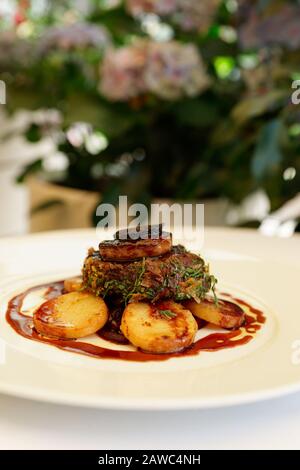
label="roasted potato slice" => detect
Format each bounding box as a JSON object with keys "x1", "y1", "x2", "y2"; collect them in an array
[
  {"x1": 33, "y1": 291, "x2": 108, "y2": 339},
  {"x1": 64, "y1": 276, "x2": 83, "y2": 293},
  {"x1": 121, "y1": 300, "x2": 198, "y2": 354},
  {"x1": 185, "y1": 298, "x2": 244, "y2": 329}
]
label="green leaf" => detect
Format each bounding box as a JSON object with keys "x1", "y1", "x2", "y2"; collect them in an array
[
  {"x1": 232, "y1": 90, "x2": 287, "y2": 124},
  {"x1": 173, "y1": 99, "x2": 219, "y2": 127},
  {"x1": 25, "y1": 124, "x2": 43, "y2": 143},
  {"x1": 213, "y1": 56, "x2": 235, "y2": 79},
  {"x1": 158, "y1": 310, "x2": 177, "y2": 319},
  {"x1": 64, "y1": 94, "x2": 137, "y2": 137},
  {"x1": 16, "y1": 159, "x2": 43, "y2": 183},
  {"x1": 251, "y1": 119, "x2": 283, "y2": 180},
  {"x1": 7, "y1": 88, "x2": 45, "y2": 112}
]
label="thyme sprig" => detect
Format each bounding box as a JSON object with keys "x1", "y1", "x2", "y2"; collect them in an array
[
  {"x1": 158, "y1": 309, "x2": 177, "y2": 319},
  {"x1": 124, "y1": 257, "x2": 146, "y2": 304}
]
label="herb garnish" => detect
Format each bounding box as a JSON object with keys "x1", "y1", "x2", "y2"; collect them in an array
[
  {"x1": 210, "y1": 275, "x2": 218, "y2": 305},
  {"x1": 158, "y1": 309, "x2": 177, "y2": 319},
  {"x1": 124, "y1": 257, "x2": 146, "y2": 304}
]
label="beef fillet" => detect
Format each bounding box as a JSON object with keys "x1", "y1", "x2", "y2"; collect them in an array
[{"x1": 82, "y1": 245, "x2": 216, "y2": 304}]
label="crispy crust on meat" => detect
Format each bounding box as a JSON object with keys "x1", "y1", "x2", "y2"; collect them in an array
[{"x1": 82, "y1": 245, "x2": 215, "y2": 304}]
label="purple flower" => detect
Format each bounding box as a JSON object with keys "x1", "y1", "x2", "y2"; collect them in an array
[
  {"x1": 38, "y1": 22, "x2": 111, "y2": 53},
  {"x1": 175, "y1": 0, "x2": 221, "y2": 33},
  {"x1": 145, "y1": 41, "x2": 209, "y2": 99},
  {"x1": 239, "y1": 4, "x2": 300, "y2": 50},
  {"x1": 99, "y1": 42, "x2": 148, "y2": 101},
  {"x1": 126, "y1": 0, "x2": 221, "y2": 33},
  {"x1": 126, "y1": 0, "x2": 177, "y2": 16},
  {"x1": 99, "y1": 40, "x2": 209, "y2": 101}
]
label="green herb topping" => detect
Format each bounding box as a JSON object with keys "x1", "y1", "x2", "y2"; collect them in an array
[{"x1": 158, "y1": 309, "x2": 177, "y2": 319}]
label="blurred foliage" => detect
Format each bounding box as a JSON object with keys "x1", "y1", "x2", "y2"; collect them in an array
[{"x1": 0, "y1": 0, "x2": 300, "y2": 214}]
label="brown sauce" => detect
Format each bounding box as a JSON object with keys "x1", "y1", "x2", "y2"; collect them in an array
[
  {"x1": 97, "y1": 327, "x2": 129, "y2": 345},
  {"x1": 5, "y1": 281, "x2": 266, "y2": 362}
]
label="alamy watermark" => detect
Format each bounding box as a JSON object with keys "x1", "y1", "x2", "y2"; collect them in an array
[
  {"x1": 0, "y1": 80, "x2": 6, "y2": 105},
  {"x1": 291, "y1": 80, "x2": 300, "y2": 105},
  {"x1": 95, "y1": 196, "x2": 204, "y2": 246},
  {"x1": 291, "y1": 340, "x2": 300, "y2": 366}
]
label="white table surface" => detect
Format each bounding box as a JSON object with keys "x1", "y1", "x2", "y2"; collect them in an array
[
  {"x1": 0, "y1": 228, "x2": 300, "y2": 450},
  {"x1": 0, "y1": 391, "x2": 300, "y2": 450}
]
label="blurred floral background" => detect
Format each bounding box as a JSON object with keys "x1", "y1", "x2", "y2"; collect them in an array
[{"x1": 0, "y1": 0, "x2": 299, "y2": 234}]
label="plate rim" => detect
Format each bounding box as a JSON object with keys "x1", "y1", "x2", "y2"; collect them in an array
[{"x1": 1, "y1": 376, "x2": 300, "y2": 410}]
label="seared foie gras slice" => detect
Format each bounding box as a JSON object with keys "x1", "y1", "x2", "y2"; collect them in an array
[
  {"x1": 185, "y1": 297, "x2": 245, "y2": 329},
  {"x1": 121, "y1": 300, "x2": 198, "y2": 354},
  {"x1": 99, "y1": 236, "x2": 172, "y2": 261},
  {"x1": 114, "y1": 224, "x2": 165, "y2": 241},
  {"x1": 99, "y1": 225, "x2": 172, "y2": 261}
]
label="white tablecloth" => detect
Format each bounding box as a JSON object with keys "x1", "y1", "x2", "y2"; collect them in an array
[{"x1": 0, "y1": 392, "x2": 300, "y2": 450}]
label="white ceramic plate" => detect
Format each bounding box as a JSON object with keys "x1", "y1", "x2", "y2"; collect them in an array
[{"x1": 0, "y1": 228, "x2": 299, "y2": 410}]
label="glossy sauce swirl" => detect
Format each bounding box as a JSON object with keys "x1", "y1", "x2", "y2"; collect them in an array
[{"x1": 6, "y1": 281, "x2": 266, "y2": 362}]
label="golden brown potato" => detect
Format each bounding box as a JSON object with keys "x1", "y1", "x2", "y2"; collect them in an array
[
  {"x1": 185, "y1": 298, "x2": 244, "y2": 329},
  {"x1": 121, "y1": 300, "x2": 198, "y2": 354},
  {"x1": 64, "y1": 276, "x2": 83, "y2": 293},
  {"x1": 33, "y1": 291, "x2": 108, "y2": 339}
]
